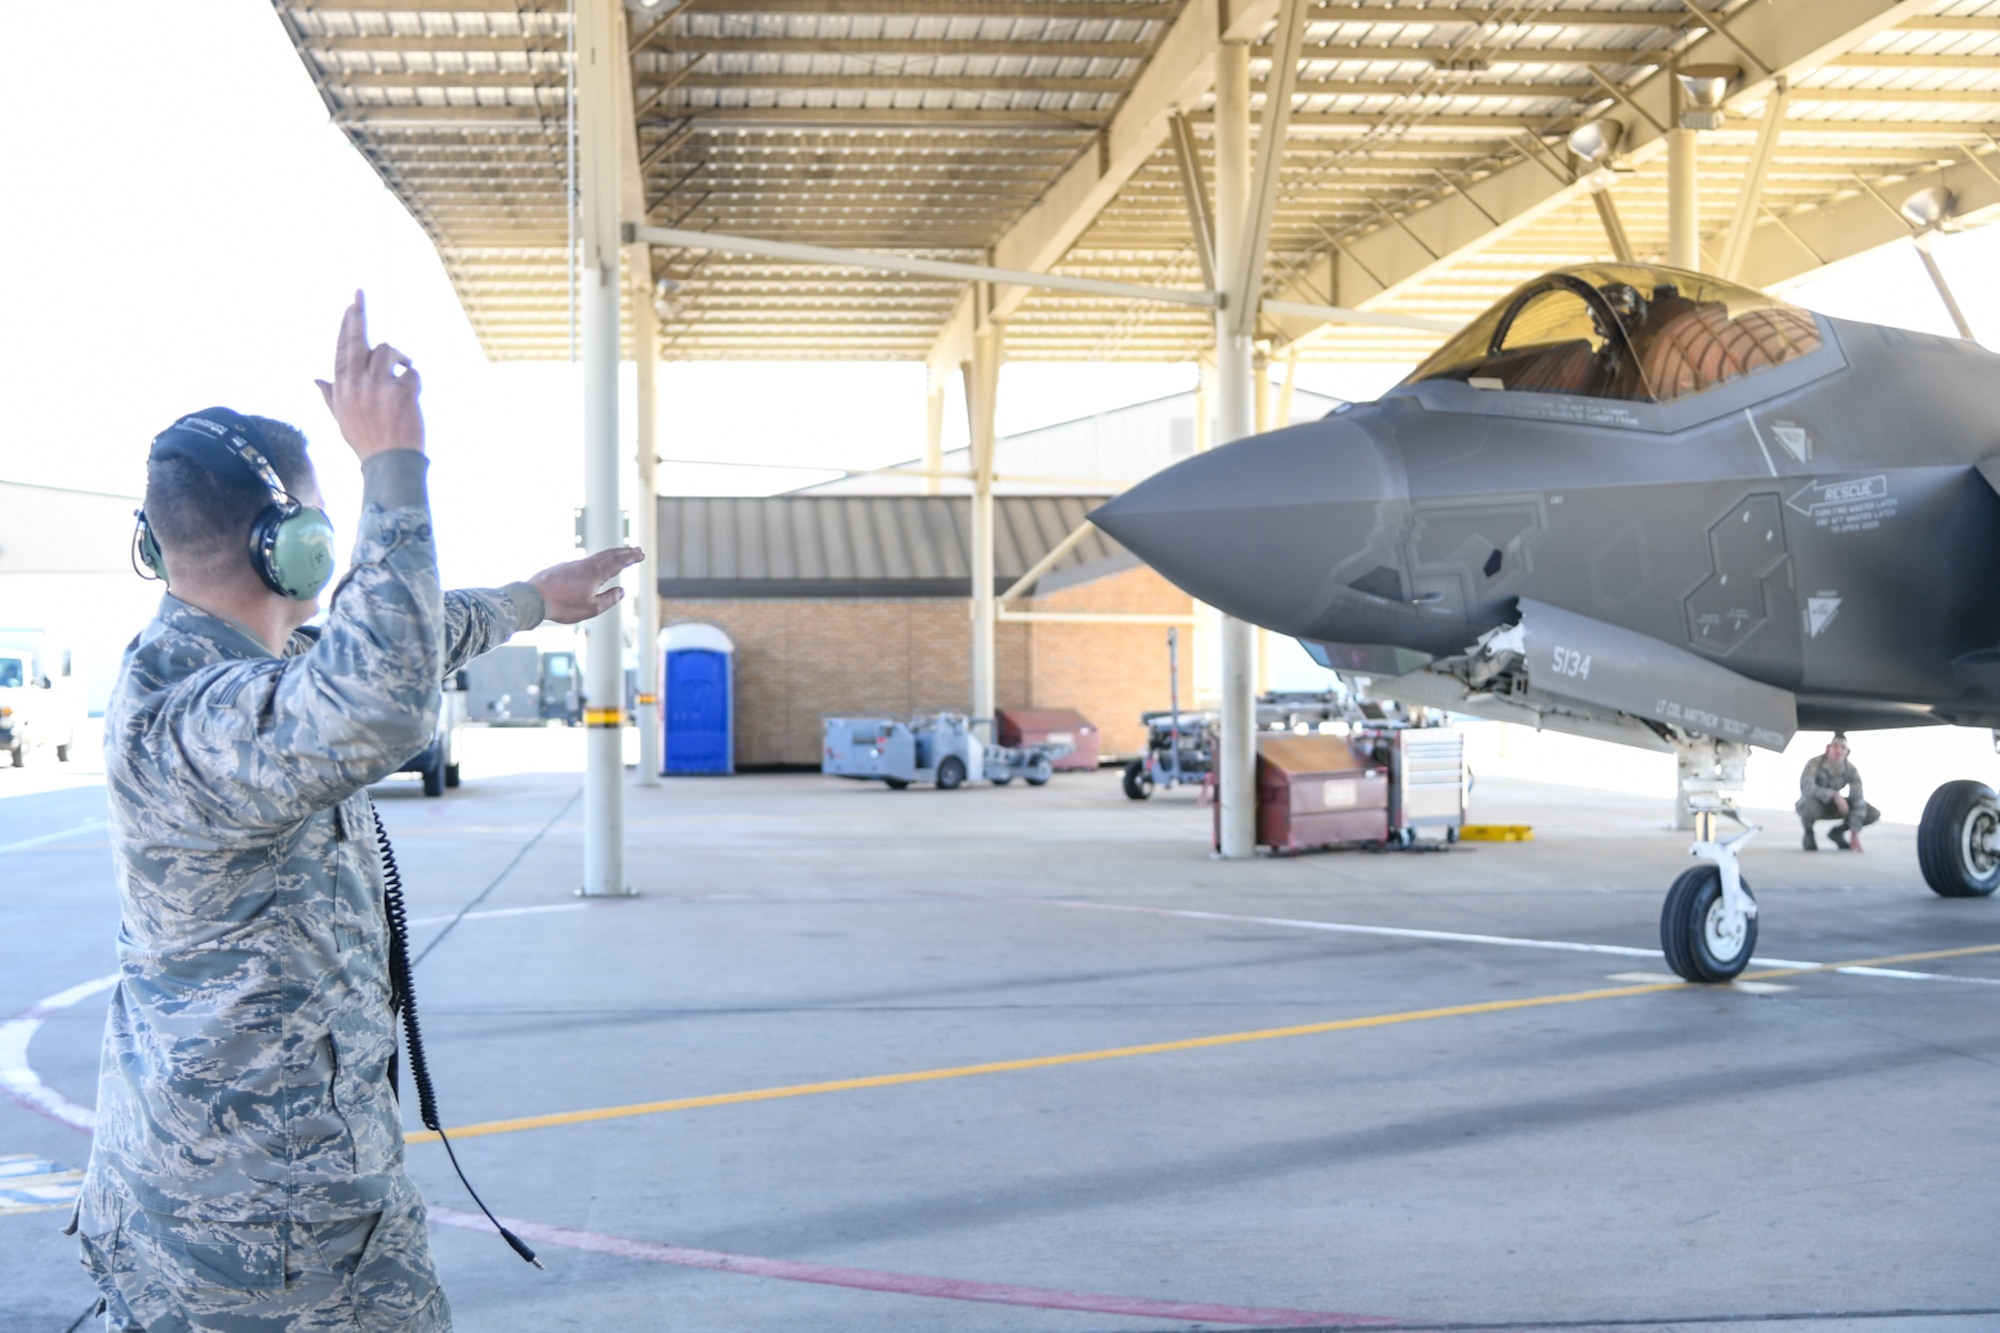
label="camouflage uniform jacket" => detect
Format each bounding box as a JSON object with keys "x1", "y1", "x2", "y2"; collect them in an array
[
  {"x1": 1798, "y1": 754, "x2": 1864, "y2": 809},
  {"x1": 89, "y1": 451, "x2": 543, "y2": 1224}
]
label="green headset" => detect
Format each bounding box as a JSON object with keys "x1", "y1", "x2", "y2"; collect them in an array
[{"x1": 133, "y1": 408, "x2": 337, "y2": 601}]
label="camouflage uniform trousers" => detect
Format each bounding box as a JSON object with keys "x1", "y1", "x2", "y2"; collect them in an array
[
  {"x1": 1799, "y1": 796, "x2": 1880, "y2": 835},
  {"x1": 70, "y1": 1166, "x2": 450, "y2": 1333}
]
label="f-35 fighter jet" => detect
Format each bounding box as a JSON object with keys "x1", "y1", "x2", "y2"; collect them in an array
[{"x1": 1090, "y1": 261, "x2": 2000, "y2": 983}]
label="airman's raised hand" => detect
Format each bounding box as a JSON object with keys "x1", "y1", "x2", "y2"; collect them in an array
[{"x1": 315, "y1": 291, "x2": 425, "y2": 460}]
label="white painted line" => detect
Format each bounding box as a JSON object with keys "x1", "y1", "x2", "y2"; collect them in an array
[
  {"x1": 1839, "y1": 965, "x2": 2000, "y2": 985},
  {"x1": 408, "y1": 903, "x2": 587, "y2": 928},
  {"x1": 1017, "y1": 897, "x2": 2000, "y2": 986},
  {"x1": 0, "y1": 819, "x2": 108, "y2": 855},
  {"x1": 0, "y1": 973, "x2": 117, "y2": 1130},
  {"x1": 1, "y1": 906, "x2": 592, "y2": 1132},
  {"x1": 0, "y1": 1153, "x2": 85, "y2": 1215},
  {"x1": 1026, "y1": 896, "x2": 1666, "y2": 959}
]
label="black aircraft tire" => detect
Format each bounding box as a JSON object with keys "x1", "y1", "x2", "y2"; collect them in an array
[
  {"x1": 1660, "y1": 865, "x2": 1757, "y2": 983},
  {"x1": 1122, "y1": 760, "x2": 1153, "y2": 801},
  {"x1": 936, "y1": 756, "x2": 966, "y2": 791},
  {"x1": 884, "y1": 778, "x2": 910, "y2": 790},
  {"x1": 1917, "y1": 780, "x2": 2000, "y2": 898},
  {"x1": 991, "y1": 776, "x2": 1013, "y2": 786},
  {"x1": 445, "y1": 762, "x2": 461, "y2": 789},
  {"x1": 422, "y1": 759, "x2": 446, "y2": 798},
  {"x1": 1025, "y1": 760, "x2": 1052, "y2": 787}
]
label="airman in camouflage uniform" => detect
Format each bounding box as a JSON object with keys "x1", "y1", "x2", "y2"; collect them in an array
[
  {"x1": 71, "y1": 295, "x2": 641, "y2": 1331},
  {"x1": 1798, "y1": 732, "x2": 1878, "y2": 852}
]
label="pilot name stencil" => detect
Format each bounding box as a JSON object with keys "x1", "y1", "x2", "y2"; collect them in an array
[
  {"x1": 1786, "y1": 475, "x2": 1896, "y2": 533},
  {"x1": 1650, "y1": 699, "x2": 1785, "y2": 750}
]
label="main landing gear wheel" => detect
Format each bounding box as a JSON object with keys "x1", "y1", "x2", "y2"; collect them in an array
[
  {"x1": 1917, "y1": 779, "x2": 2000, "y2": 898},
  {"x1": 1122, "y1": 759, "x2": 1153, "y2": 800},
  {"x1": 1025, "y1": 759, "x2": 1052, "y2": 787},
  {"x1": 936, "y1": 756, "x2": 966, "y2": 791},
  {"x1": 1660, "y1": 865, "x2": 1758, "y2": 983}
]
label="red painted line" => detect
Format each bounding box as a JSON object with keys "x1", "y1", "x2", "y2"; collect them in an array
[{"x1": 431, "y1": 1207, "x2": 1398, "y2": 1327}]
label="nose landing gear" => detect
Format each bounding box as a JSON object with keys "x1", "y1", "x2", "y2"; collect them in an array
[
  {"x1": 1660, "y1": 736, "x2": 1759, "y2": 983},
  {"x1": 1662, "y1": 821, "x2": 1760, "y2": 982}
]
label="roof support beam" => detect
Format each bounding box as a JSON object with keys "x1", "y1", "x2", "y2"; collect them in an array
[
  {"x1": 681, "y1": 0, "x2": 1172, "y2": 14},
  {"x1": 1719, "y1": 82, "x2": 1789, "y2": 280},
  {"x1": 1739, "y1": 151, "x2": 2000, "y2": 293},
  {"x1": 667, "y1": 37, "x2": 1151, "y2": 58},
  {"x1": 1234, "y1": 0, "x2": 1309, "y2": 336},
  {"x1": 1261, "y1": 0, "x2": 1920, "y2": 346},
  {"x1": 1167, "y1": 110, "x2": 1217, "y2": 289},
  {"x1": 1588, "y1": 183, "x2": 1637, "y2": 263},
  {"x1": 927, "y1": 0, "x2": 1283, "y2": 379},
  {"x1": 627, "y1": 222, "x2": 1218, "y2": 307}
]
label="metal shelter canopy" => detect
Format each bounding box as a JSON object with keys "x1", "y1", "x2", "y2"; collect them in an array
[
  {"x1": 273, "y1": 0, "x2": 2000, "y2": 875},
  {"x1": 277, "y1": 0, "x2": 2000, "y2": 369}
]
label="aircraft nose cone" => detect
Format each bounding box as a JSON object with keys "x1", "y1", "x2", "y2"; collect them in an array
[{"x1": 1090, "y1": 417, "x2": 1396, "y2": 633}]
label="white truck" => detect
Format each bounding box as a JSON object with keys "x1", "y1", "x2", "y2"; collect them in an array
[{"x1": 0, "y1": 631, "x2": 85, "y2": 768}]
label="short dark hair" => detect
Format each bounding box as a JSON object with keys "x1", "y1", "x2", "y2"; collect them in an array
[{"x1": 145, "y1": 416, "x2": 317, "y2": 565}]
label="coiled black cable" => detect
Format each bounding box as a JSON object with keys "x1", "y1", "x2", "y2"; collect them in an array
[{"x1": 375, "y1": 807, "x2": 542, "y2": 1269}]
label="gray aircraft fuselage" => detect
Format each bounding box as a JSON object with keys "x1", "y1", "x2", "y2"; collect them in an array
[{"x1": 1093, "y1": 298, "x2": 2000, "y2": 735}]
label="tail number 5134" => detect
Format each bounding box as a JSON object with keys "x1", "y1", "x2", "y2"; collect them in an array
[{"x1": 1551, "y1": 646, "x2": 1592, "y2": 680}]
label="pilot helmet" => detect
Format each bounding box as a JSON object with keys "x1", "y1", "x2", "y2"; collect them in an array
[{"x1": 1599, "y1": 282, "x2": 1646, "y2": 323}]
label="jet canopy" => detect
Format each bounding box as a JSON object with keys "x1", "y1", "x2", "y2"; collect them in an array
[{"x1": 1400, "y1": 264, "x2": 1822, "y2": 404}]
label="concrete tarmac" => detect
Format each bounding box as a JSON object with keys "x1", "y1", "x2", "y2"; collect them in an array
[{"x1": 5, "y1": 734, "x2": 1999, "y2": 1331}]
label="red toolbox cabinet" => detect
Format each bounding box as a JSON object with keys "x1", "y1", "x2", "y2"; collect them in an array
[
  {"x1": 996, "y1": 708, "x2": 1099, "y2": 771},
  {"x1": 1215, "y1": 734, "x2": 1390, "y2": 852}
]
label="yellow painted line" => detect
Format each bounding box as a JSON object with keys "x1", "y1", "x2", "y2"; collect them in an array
[
  {"x1": 409, "y1": 979, "x2": 1682, "y2": 1143},
  {"x1": 405, "y1": 940, "x2": 2000, "y2": 1146}
]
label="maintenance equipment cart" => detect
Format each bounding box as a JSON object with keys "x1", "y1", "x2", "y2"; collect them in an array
[
  {"x1": 823, "y1": 713, "x2": 1068, "y2": 790},
  {"x1": 1122, "y1": 628, "x2": 1216, "y2": 799}
]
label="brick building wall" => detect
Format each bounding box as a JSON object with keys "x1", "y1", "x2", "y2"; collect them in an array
[{"x1": 664, "y1": 564, "x2": 1188, "y2": 766}]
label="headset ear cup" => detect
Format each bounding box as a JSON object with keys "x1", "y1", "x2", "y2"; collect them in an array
[
  {"x1": 263, "y1": 506, "x2": 338, "y2": 600},
  {"x1": 135, "y1": 512, "x2": 167, "y2": 583}
]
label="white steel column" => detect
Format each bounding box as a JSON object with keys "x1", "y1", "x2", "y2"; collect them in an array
[
  {"x1": 633, "y1": 276, "x2": 662, "y2": 787},
  {"x1": 924, "y1": 371, "x2": 946, "y2": 497},
  {"x1": 1667, "y1": 127, "x2": 1700, "y2": 271},
  {"x1": 577, "y1": 0, "x2": 629, "y2": 894},
  {"x1": 1213, "y1": 38, "x2": 1257, "y2": 860},
  {"x1": 965, "y1": 308, "x2": 1002, "y2": 736}
]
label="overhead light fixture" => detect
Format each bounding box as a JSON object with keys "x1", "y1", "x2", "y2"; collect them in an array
[
  {"x1": 1675, "y1": 63, "x2": 1739, "y2": 131},
  {"x1": 1901, "y1": 185, "x2": 1958, "y2": 233},
  {"x1": 1566, "y1": 118, "x2": 1624, "y2": 165}
]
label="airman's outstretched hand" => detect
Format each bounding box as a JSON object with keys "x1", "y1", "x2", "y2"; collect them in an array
[
  {"x1": 315, "y1": 291, "x2": 425, "y2": 460},
  {"x1": 529, "y1": 547, "x2": 645, "y2": 625}
]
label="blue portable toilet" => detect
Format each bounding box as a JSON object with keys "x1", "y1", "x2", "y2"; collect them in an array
[{"x1": 662, "y1": 623, "x2": 735, "y2": 775}]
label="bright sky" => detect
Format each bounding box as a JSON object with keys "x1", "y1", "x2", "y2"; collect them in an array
[{"x1": 5, "y1": 2, "x2": 1999, "y2": 598}]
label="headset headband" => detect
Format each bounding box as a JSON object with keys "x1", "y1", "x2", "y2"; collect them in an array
[{"x1": 150, "y1": 409, "x2": 293, "y2": 502}]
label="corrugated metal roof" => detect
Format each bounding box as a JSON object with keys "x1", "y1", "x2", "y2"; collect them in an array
[
  {"x1": 268, "y1": 1, "x2": 2000, "y2": 364},
  {"x1": 658, "y1": 493, "x2": 1130, "y2": 596}
]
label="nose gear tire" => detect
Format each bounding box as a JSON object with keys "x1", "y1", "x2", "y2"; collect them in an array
[{"x1": 1661, "y1": 865, "x2": 1757, "y2": 983}]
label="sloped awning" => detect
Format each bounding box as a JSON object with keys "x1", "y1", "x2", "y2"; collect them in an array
[{"x1": 656, "y1": 493, "x2": 1131, "y2": 596}]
